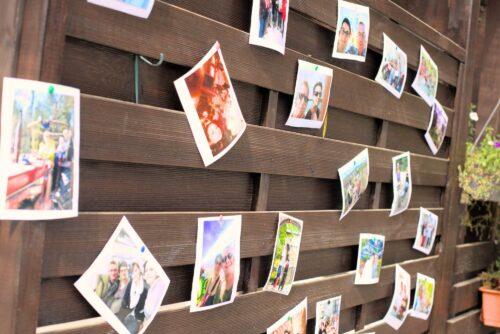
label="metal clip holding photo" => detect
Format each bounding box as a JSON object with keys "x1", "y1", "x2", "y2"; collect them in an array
[{"x1": 134, "y1": 53, "x2": 165, "y2": 104}]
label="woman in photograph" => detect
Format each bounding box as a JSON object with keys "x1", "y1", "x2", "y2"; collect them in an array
[
  {"x1": 143, "y1": 261, "x2": 167, "y2": 321},
  {"x1": 278, "y1": 244, "x2": 291, "y2": 291},
  {"x1": 221, "y1": 247, "x2": 235, "y2": 302},
  {"x1": 107, "y1": 261, "x2": 130, "y2": 314},
  {"x1": 119, "y1": 262, "x2": 148, "y2": 334},
  {"x1": 305, "y1": 82, "x2": 323, "y2": 121},
  {"x1": 203, "y1": 254, "x2": 226, "y2": 306}
]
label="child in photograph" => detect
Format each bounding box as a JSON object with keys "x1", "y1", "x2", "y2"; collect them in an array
[
  {"x1": 355, "y1": 234, "x2": 385, "y2": 284},
  {"x1": 390, "y1": 152, "x2": 412, "y2": 216},
  {"x1": 413, "y1": 208, "x2": 438, "y2": 254},
  {"x1": 384, "y1": 265, "x2": 411, "y2": 330},
  {"x1": 412, "y1": 46, "x2": 438, "y2": 106},
  {"x1": 250, "y1": 0, "x2": 289, "y2": 54},
  {"x1": 375, "y1": 34, "x2": 407, "y2": 98},
  {"x1": 411, "y1": 274, "x2": 435, "y2": 319},
  {"x1": 332, "y1": 0, "x2": 370, "y2": 62}
]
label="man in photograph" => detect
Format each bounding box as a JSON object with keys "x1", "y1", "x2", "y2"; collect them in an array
[
  {"x1": 292, "y1": 81, "x2": 310, "y2": 119},
  {"x1": 305, "y1": 82, "x2": 323, "y2": 121},
  {"x1": 357, "y1": 21, "x2": 367, "y2": 57},
  {"x1": 95, "y1": 260, "x2": 120, "y2": 303},
  {"x1": 336, "y1": 18, "x2": 358, "y2": 55}
]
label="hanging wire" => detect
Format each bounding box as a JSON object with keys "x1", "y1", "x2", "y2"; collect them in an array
[{"x1": 134, "y1": 53, "x2": 165, "y2": 104}]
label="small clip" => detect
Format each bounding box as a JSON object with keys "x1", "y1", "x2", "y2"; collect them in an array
[
  {"x1": 139, "y1": 53, "x2": 165, "y2": 67},
  {"x1": 48, "y1": 85, "x2": 55, "y2": 94}
]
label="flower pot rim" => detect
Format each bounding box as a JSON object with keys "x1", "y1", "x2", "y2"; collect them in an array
[{"x1": 479, "y1": 286, "x2": 500, "y2": 294}]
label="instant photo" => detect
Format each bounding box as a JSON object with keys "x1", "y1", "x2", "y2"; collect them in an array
[
  {"x1": 190, "y1": 215, "x2": 242, "y2": 312},
  {"x1": 410, "y1": 273, "x2": 435, "y2": 320},
  {"x1": 87, "y1": 0, "x2": 155, "y2": 18},
  {"x1": 412, "y1": 46, "x2": 438, "y2": 107},
  {"x1": 425, "y1": 100, "x2": 448, "y2": 155},
  {"x1": 383, "y1": 264, "x2": 411, "y2": 330},
  {"x1": 315, "y1": 296, "x2": 341, "y2": 334},
  {"x1": 355, "y1": 233, "x2": 385, "y2": 285},
  {"x1": 413, "y1": 208, "x2": 438, "y2": 255},
  {"x1": 267, "y1": 298, "x2": 308, "y2": 334},
  {"x1": 286, "y1": 60, "x2": 333, "y2": 129},
  {"x1": 74, "y1": 217, "x2": 170, "y2": 334},
  {"x1": 174, "y1": 42, "x2": 247, "y2": 167},
  {"x1": 375, "y1": 33, "x2": 408, "y2": 99},
  {"x1": 249, "y1": 0, "x2": 290, "y2": 54},
  {"x1": 338, "y1": 148, "x2": 369, "y2": 220},
  {"x1": 264, "y1": 212, "x2": 303, "y2": 295},
  {"x1": 0, "y1": 78, "x2": 80, "y2": 220},
  {"x1": 390, "y1": 152, "x2": 412, "y2": 217},
  {"x1": 332, "y1": 0, "x2": 370, "y2": 62}
]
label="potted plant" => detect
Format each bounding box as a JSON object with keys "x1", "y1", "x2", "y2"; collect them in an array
[{"x1": 479, "y1": 260, "x2": 500, "y2": 327}]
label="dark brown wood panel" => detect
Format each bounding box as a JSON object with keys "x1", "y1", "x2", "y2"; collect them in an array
[
  {"x1": 446, "y1": 309, "x2": 493, "y2": 334},
  {"x1": 449, "y1": 277, "x2": 482, "y2": 315},
  {"x1": 454, "y1": 241, "x2": 495, "y2": 276}
]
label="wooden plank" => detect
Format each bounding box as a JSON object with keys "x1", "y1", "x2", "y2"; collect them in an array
[
  {"x1": 454, "y1": 242, "x2": 495, "y2": 276},
  {"x1": 36, "y1": 256, "x2": 438, "y2": 334},
  {"x1": 450, "y1": 277, "x2": 482, "y2": 315},
  {"x1": 446, "y1": 309, "x2": 494, "y2": 334},
  {"x1": 66, "y1": 0, "x2": 454, "y2": 135},
  {"x1": 42, "y1": 208, "x2": 443, "y2": 278},
  {"x1": 289, "y1": 0, "x2": 460, "y2": 86},
  {"x1": 429, "y1": 1, "x2": 481, "y2": 331},
  {"x1": 79, "y1": 94, "x2": 449, "y2": 185},
  {"x1": 351, "y1": 316, "x2": 430, "y2": 334}
]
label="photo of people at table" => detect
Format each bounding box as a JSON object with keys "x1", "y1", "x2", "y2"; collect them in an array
[
  {"x1": 413, "y1": 208, "x2": 438, "y2": 255},
  {"x1": 390, "y1": 152, "x2": 412, "y2": 216},
  {"x1": 74, "y1": 217, "x2": 170, "y2": 334},
  {"x1": 332, "y1": 0, "x2": 370, "y2": 62},
  {"x1": 339, "y1": 148, "x2": 370, "y2": 220},
  {"x1": 375, "y1": 33, "x2": 407, "y2": 98},
  {"x1": 286, "y1": 60, "x2": 333, "y2": 129},
  {"x1": 384, "y1": 265, "x2": 411, "y2": 330},
  {"x1": 0, "y1": 78, "x2": 79, "y2": 220},
  {"x1": 411, "y1": 273, "x2": 435, "y2": 320},
  {"x1": 412, "y1": 45, "x2": 439, "y2": 106},
  {"x1": 425, "y1": 100, "x2": 448, "y2": 155},
  {"x1": 355, "y1": 233, "x2": 385, "y2": 285},
  {"x1": 249, "y1": 0, "x2": 289, "y2": 54}
]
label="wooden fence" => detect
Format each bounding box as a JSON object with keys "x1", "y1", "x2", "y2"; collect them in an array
[{"x1": 0, "y1": 0, "x2": 495, "y2": 333}]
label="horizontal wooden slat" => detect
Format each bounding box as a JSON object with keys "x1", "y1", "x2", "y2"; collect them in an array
[
  {"x1": 80, "y1": 95, "x2": 449, "y2": 185},
  {"x1": 37, "y1": 256, "x2": 438, "y2": 334},
  {"x1": 351, "y1": 316, "x2": 430, "y2": 334},
  {"x1": 290, "y1": 0, "x2": 460, "y2": 86},
  {"x1": 450, "y1": 277, "x2": 482, "y2": 315},
  {"x1": 454, "y1": 242, "x2": 495, "y2": 276},
  {"x1": 42, "y1": 208, "x2": 443, "y2": 278},
  {"x1": 67, "y1": 0, "x2": 454, "y2": 136},
  {"x1": 446, "y1": 309, "x2": 493, "y2": 334}
]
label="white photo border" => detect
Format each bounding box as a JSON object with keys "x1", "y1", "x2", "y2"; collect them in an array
[
  {"x1": 389, "y1": 151, "x2": 412, "y2": 217},
  {"x1": 87, "y1": 0, "x2": 155, "y2": 18},
  {"x1": 249, "y1": 0, "x2": 290, "y2": 54},
  {"x1": 375, "y1": 33, "x2": 408, "y2": 99},
  {"x1": 411, "y1": 45, "x2": 439, "y2": 107},
  {"x1": 354, "y1": 233, "x2": 385, "y2": 285},
  {"x1": 412, "y1": 207, "x2": 438, "y2": 255}
]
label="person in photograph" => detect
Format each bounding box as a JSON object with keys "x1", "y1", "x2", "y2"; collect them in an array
[
  {"x1": 424, "y1": 220, "x2": 435, "y2": 248},
  {"x1": 292, "y1": 81, "x2": 310, "y2": 119},
  {"x1": 202, "y1": 254, "x2": 226, "y2": 306},
  {"x1": 95, "y1": 260, "x2": 120, "y2": 304},
  {"x1": 280, "y1": 0, "x2": 287, "y2": 33},
  {"x1": 278, "y1": 247, "x2": 290, "y2": 291},
  {"x1": 119, "y1": 262, "x2": 148, "y2": 334},
  {"x1": 413, "y1": 281, "x2": 430, "y2": 314},
  {"x1": 259, "y1": 0, "x2": 271, "y2": 38},
  {"x1": 143, "y1": 261, "x2": 167, "y2": 321},
  {"x1": 336, "y1": 18, "x2": 358, "y2": 55},
  {"x1": 221, "y1": 247, "x2": 235, "y2": 302},
  {"x1": 356, "y1": 21, "x2": 367, "y2": 57},
  {"x1": 52, "y1": 128, "x2": 74, "y2": 208},
  {"x1": 107, "y1": 261, "x2": 130, "y2": 314},
  {"x1": 391, "y1": 278, "x2": 409, "y2": 320},
  {"x1": 304, "y1": 82, "x2": 323, "y2": 121}
]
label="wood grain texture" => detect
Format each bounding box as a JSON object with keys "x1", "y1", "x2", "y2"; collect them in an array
[
  {"x1": 449, "y1": 277, "x2": 482, "y2": 315},
  {"x1": 454, "y1": 241, "x2": 495, "y2": 276},
  {"x1": 66, "y1": 0, "x2": 455, "y2": 135},
  {"x1": 446, "y1": 309, "x2": 494, "y2": 334}
]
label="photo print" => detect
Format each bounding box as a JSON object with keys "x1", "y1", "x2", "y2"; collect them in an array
[
  {"x1": 338, "y1": 148, "x2": 370, "y2": 220},
  {"x1": 332, "y1": 0, "x2": 370, "y2": 62},
  {"x1": 174, "y1": 42, "x2": 247, "y2": 167},
  {"x1": 87, "y1": 0, "x2": 155, "y2": 18},
  {"x1": 190, "y1": 215, "x2": 241, "y2": 312},
  {"x1": 0, "y1": 78, "x2": 80, "y2": 220},
  {"x1": 355, "y1": 233, "x2": 385, "y2": 285},
  {"x1": 267, "y1": 298, "x2": 308, "y2": 334},
  {"x1": 315, "y1": 295, "x2": 341, "y2": 334},
  {"x1": 286, "y1": 60, "x2": 333, "y2": 129},
  {"x1": 383, "y1": 264, "x2": 411, "y2": 330},
  {"x1": 413, "y1": 208, "x2": 438, "y2": 255},
  {"x1": 390, "y1": 152, "x2": 412, "y2": 217},
  {"x1": 264, "y1": 212, "x2": 304, "y2": 295},
  {"x1": 74, "y1": 217, "x2": 170, "y2": 334},
  {"x1": 249, "y1": 0, "x2": 290, "y2": 54},
  {"x1": 412, "y1": 46, "x2": 439, "y2": 107},
  {"x1": 375, "y1": 33, "x2": 408, "y2": 98},
  {"x1": 424, "y1": 100, "x2": 448, "y2": 155},
  {"x1": 410, "y1": 273, "x2": 435, "y2": 320}
]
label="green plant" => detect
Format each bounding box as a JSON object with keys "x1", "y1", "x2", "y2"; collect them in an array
[{"x1": 480, "y1": 259, "x2": 500, "y2": 290}]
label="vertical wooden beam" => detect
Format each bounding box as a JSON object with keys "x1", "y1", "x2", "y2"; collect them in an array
[
  {"x1": 429, "y1": 0, "x2": 481, "y2": 332},
  {"x1": 243, "y1": 90, "x2": 278, "y2": 293}
]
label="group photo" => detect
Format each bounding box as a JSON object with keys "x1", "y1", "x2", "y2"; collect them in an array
[
  {"x1": 191, "y1": 215, "x2": 241, "y2": 311},
  {"x1": 355, "y1": 233, "x2": 385, "y2": 285},
  {"x1": 0, "y1": 78, "x2": 79, "y2": 220},
  {"x1": 413, "y1": 208, "x2": 439, "y2": 255},
  {"x1": 315, "y1": 296, "x2": 341, "y2": 334},
  {"x1": 375, "y1": 33, "x2": 408, "y2": 98},
  {"x1": 74, "y1": 217, "x2": 170, "y2": 334},
  {"x1": 175, "y1": 42, "x2": 246, "y2": 166},
  {"x1": 339, "y1": 148, "x2": 370, "y2": 220},
  {"x1": 332, "y1": 0, "x2": 370, "y2": 62},
  {"x1": 412, "y1": 46, "x2": 439, "y2": 106},
  {"x1": 250, "y1": 0, "x2": 289, "y2": 54},
  {"x1": 286, "y1": 60, "x2": 333, "y2": 129},
  {"x1": 390, "y1": 152, "x2": 412, "y2": 216},
  {"x1": 264, "y1": 213, "x2": 303, "y2": 295},
  {"x1": 425, "y1": 101, "x2": 448, "y2": 155},
  {"x1": 267, "y1": 298, "x2": 307, "y2": 334}
]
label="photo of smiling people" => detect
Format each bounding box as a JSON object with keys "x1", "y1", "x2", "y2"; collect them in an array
[
  {"x1": 332, "y1": 0, "x2": 370, "y2": 62},
  {"x1": 375, "y1": 33, "x2": 408, "y2": 98},
  {"x1": 174, "y1": 42, "x2": 247, "y2": 167},
  {"x1": 286, "y1": 60, "x2": 333, "y2": 129},
  {"x1": 413, "y1": 208, "x2": 438, "y2": 255},
  {"x1": 249, "y1": 0, "x2": 290, "y2": 54},
  {"x1": 412, "y1": 46, "x2": 439, "y2": 106},
  {"x1": 267, "y1": 298, "x2": 308, "y2": 334},
  {"x1": 355, "y1": 233, "x2": 385, "y2": 285},
  {"x1": 190, "y1": 215, "x2": 241, "y2": 312},
  {"x1": 424, "y1": 100, "x2": 448, "y2": 155},
  {"x1": 0, "y1": 78, "x2": 80, "y2": 220},
  {"x1": 383, "y1": 264, "x2": 411, "y2": 330},
  {"x1": 338, "y1": 148, "x2": 369, "y2": 220},
  {"x1": 74, "y1": 217, "x2": 170, "y2": 334},
  {"x1": 264, "y1": 212, "x2": 304, "y2": 295},
  {"x1": 410, "y1": 273, "x2": 435, "y2": 320},
  {"x1": 315, "y1": 295, "x2": 341, "y2": 334},
  {"x1": 390, "y1": 152, "x2": 412, "y2": 217},
  {"x1": 87, "y1": 0, "x2": 155, "y2": 18}
]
